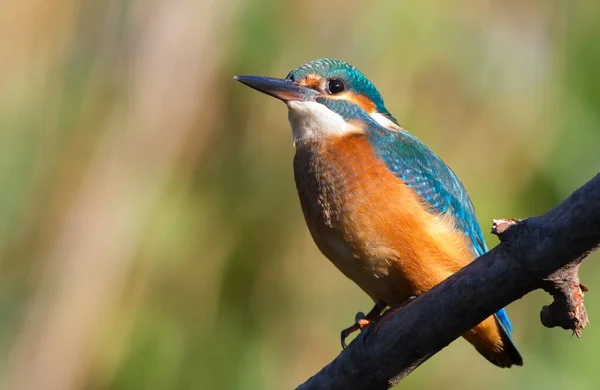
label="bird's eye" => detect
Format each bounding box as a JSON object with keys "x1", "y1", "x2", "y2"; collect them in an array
[{"x1": 328, "y1": 78, "x2": 346, "y2": 94}]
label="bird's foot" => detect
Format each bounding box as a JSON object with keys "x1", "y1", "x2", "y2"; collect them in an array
[
  {"x1": 372, "y1": 296, "x2": 418, "y2": 334},
  {"x1": 340, "y1": 301, "x2": 386, "y2": 349}
]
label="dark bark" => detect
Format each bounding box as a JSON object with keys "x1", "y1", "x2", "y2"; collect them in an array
[{"x1": 297, "y1": 173, "x2": 600, "y2": 390}]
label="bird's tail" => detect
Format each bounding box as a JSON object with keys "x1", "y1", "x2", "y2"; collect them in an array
[{"x1": 462, "y1": 309, "x2": 523, "y2": 368}]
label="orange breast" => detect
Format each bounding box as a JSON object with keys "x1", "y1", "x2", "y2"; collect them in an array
[{"x1": 293, "y1": 134, "x2": 475, "y2": 305}]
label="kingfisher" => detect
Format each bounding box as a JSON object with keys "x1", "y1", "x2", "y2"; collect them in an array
[{"x1": 235, "y1": 58, "x2": 523, "y2": 368}]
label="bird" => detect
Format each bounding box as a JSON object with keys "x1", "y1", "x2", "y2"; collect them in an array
[{"x1": 234, "y1": 58, "x2": 523, "y2": 368}]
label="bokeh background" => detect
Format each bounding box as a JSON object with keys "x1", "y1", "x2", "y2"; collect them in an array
[{"x1": 1, "y1": 1, "x2": 600, "y2": 389}]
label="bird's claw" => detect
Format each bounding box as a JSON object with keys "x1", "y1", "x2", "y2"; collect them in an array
[
  {"x1": 340, "y1": 298, "x2": 417, "y2": 348},
  {"x1": 340, "y1": 314, "x2": 373, "y2": 348},
  {"x1": 340, "y1": 301, "x2": 386, "y2": 349},
  {"x1": 340, "y1": 325, "x2": 356, "y2": 349}
]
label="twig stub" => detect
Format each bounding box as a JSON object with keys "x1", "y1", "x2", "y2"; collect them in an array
[{"x1": 491, "y1": 218, "x2": 520, "y2": 238}]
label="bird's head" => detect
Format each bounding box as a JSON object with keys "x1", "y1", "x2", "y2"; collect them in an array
[{"x1": 235, "y1": 58, "x2": 399, "y2": 145}]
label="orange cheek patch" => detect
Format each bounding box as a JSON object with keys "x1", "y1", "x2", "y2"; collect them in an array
[
  {"x1": 331, "y1": 92, "x2": 377, "y2": 113},
  {"x1": 300, "y1": 73, "x2": 325, "y2": 89},
  {"x1": 297, "y1": 75, "x2": 377, "y2": 113}
]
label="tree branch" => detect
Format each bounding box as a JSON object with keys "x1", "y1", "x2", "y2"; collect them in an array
[{"x1": 297, "y1": 173, "x2": 600, "y2": 390}]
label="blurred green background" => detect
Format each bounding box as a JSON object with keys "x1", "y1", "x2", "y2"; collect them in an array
[{"x1": 1, "y1": 1, "x2": 599, "y2": 389}]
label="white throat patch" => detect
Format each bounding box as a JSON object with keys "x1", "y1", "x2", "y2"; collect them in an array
[
  {"x1": 287, "y1": 101, "x2": 358, "y2": 146},
  {"x1": 370, "y1": 112, "x2": 401, "y2": 131}
]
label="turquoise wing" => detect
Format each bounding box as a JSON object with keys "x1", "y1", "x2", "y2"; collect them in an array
[{"x1": 366, "y1": 126, "x2": 513, "y2": 333}]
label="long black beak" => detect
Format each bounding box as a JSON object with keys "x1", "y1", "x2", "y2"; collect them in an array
[{"x1": 234, "y1": 75, "x2": 319, "y2": 102}]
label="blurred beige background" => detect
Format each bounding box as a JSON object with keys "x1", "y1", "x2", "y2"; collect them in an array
[{"x1": 1, "y1": 1, "x2": 599, "y2": 389}]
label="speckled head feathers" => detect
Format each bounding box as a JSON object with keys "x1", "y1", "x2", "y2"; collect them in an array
[{"x1": 285, "y1": 58, "x2": 396, "y2": 122}]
